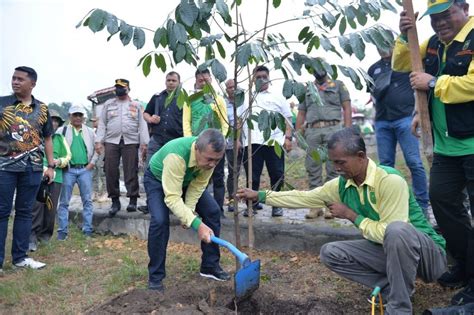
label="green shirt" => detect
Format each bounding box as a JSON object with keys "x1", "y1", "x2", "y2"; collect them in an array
[
  {"x1": 70, "y1": 128, "x2": 88, "y2": 165},
  {"x1": 432, "y1": 87, "x2": 474, "y2": 156}
]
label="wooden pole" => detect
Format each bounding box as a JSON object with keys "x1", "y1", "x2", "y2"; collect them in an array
[{"x1": 402, "y1": 0, "x2": 433, "y2": 163}]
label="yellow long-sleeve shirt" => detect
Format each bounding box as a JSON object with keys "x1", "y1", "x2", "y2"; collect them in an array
[
  {"x1": 259, "y1": 159, "x2": 428, "y2": 245},
  {"x1": 392, "y1": 16, "x2": 474, "y2": 105},
  {"x1": 149, "y1": 138, "x2": 214, "y2": 227},
  {"x1": 182, "y1": 94, "x2": 228, "y2": 137}
]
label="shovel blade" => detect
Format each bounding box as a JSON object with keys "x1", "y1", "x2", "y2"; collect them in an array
[{"x1": 234, "y1": 259, "x2": 260, "y2": 302}]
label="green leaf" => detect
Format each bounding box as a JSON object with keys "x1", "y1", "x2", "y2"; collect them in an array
[
  {"x1": 106, "y1": 14, "x2": 119, "y2": 35},
  {"x1": 338, "y1": 16, "x2": 346, "y2": 35},
  {"x1": 174, "y1": 43, "x2": 186, "y2": 63},
  {"x1": 355, "y1": 9, "x2": 368, "y2": 26},
  {"x1": 307, "y1": 81, "x2": 323, "y2": 106},
  {"x1": 338, "y1": 35, "x2": 353, "y2": 56},
  {"x1": 258, "y1": 110, "x2": 269, "y2": 131},
  {"x1": 88, "y1": 9, "x2": 107, "y2": 33},
  {"x1": 153, "y1": 27, "x2": 167, "y2": 48},
  {"x1": 216, "y1": 0, "x2": 232, "y2": 25},
  {"x1": 176, "y1": 86, "x2": 187, "y2": 109},
  {"x1": 179, "y1": 0, "x2": 199, "y2": 27},
  {"x1": 216, "y1": 40, "x2": 226, "y2": 58},
  {"x1": 142, "y1": 55, "x2": 152, "y2": 77},
  {"x1": 236, "y1": 43, "x2": 252, "y2": 67},
  {"x1": 298, "y1": 26, "x2": 310, "y2": 41},
  {"x1": 272, "y1": 0, "x2": 281, "y2": 8},
  {"x1": 273, "y1": 141, "x2": 282, "y2": 158},
  {"x1": 165, "y1": 88, "x2": 176, "y2": 108},
  {"x1": 274, "y1": 57, "x2": 282, "y2": 69},
  {"x1": 310, "y1": 150, "x2": 321, "y2": 163},
  {"x1": 380, "y1": 0, "x2": 397, "y2": 13},
  {"x1": 275, "y1": 112, "x2": 286, "y2": 132},
  {"x1": 211, "y1": 59, "x2": 227, "y2": 83},
  {"x1": 154, "y1": 53, "x2": 167, "y2": 72},
  {"x1": 119, "y1": 22, "x2": 133, "y2": 46},
  {"x1": 282, "y1": 80, "x2": 293, "y2": 99},
  {"x1": 133, "y1": 27, "x2": 146, "y2": 49},
  {"x1": 174, "y1": 23, "x2": 187, "y2": 44},
  {"x1": 188, "y1": 90, "x2": 204, "y2": 104},
  {"x1": 288, "y1": 58, "x2": 302, "y2": 76},
  {"x1": 293, "y1": 82, "x2": 306, "y2": 103},
  {"x1": 306, "y1": 36, "x2": 320, "y2": 54},
  {"x1": 234, "y1": 88, "x2": 245, "y2": 108},
  {"x1": 167, "y1": 20, "x2": 177, "y2": 50},
  {"x1": 349, "y1": 33, "x2": 365, "y2": 61}
]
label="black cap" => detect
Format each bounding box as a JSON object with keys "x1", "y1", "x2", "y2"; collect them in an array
[{"x1": 115, "y1": 78, "x2": 130, "y2": 88}]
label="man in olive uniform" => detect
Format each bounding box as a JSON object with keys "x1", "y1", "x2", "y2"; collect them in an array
[
  {"x1": 296, "y1": 68, "x2": 352, "y2": 219},
  {"x1": 95, "y1": 79, "x2": 149, "y2": 216}
]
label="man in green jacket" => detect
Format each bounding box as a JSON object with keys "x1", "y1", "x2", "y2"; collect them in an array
[
  {"x1": 237, "y1": 127, "x2": 446, "y2": 315},
  {"x1": 29, "y1": 109, "x2": 71, "y2": 251}
]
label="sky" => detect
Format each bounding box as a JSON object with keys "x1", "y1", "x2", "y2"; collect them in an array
[{"x1": 0, "y1": 0, "x2": 448, "y2": 109}]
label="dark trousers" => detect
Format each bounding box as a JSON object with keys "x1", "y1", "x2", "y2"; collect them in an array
[
  {"x1": 30, "y1": 182, "x2": 61, "y2": 242},
  {"x1": 144, "y1": 168, "x2": 221, "y2": 285},
  {"x1": 243, "y1": 144, "x2": 285, "y2": 191},
  {"x1": 0, "y1": 165, "x2": 42, "y2": 267},
  {"x1": 104, "y1": 140, "x2": 139, "y2": 199},
  {"x1": 430, "y1": 153, "x2": 474, "y2": 278},
  {"x1": 226, "y1": 148, "x2": 243, "y2": 199},
  {"x1": 211, "y1": 158, "x2": 225, "y2": 210}
]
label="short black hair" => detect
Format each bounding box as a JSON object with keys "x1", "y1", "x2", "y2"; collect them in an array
[
  {"x1": 196, "y1": 129, "x2": 226, "y2": 153},
  {"x1": 328, "y1": 127, "x2": 366, "y2": 156},
  {"x1": 15, "y1": 66, "x2": 37, "y2": 82},
  {"x1": 167, "y1": 71, "x2": 181, "y2": 81},
  {"x1": 195, "y1": 68, "x2": 211, "y2": 77},
  {"x1": 253, "y1": 65, "x2": 270, "y2": 75}
]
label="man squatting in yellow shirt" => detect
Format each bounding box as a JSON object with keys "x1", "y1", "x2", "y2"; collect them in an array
[
  {"x1": 237, "y1": 127, "x2": 447, "y2": 315},
  {"x1": 143, "y1": 129, "x2": 231, "y2": 292}
]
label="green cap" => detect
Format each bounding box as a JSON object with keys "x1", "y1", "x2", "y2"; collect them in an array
[{"x1": 421, "y1": 0, "x2": 455, "y2": 18}]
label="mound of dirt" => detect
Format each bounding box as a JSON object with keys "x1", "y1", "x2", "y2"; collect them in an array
[{"x1": 86, "y1": 251, "x2": 451, "y2": 314}]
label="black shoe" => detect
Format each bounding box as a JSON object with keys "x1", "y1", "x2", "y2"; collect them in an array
[
  {"x1": 148, "y1": 281, "x2": 164, "y2": 292},
  {"x1": 200, "y1": 267, "x2": 231, "y2": 281},
  {"x1": 452, "y1": 280, "x2": 474, "y2": 306},
  {"x1": 108, "y1": 198, "x2": 121, "y2": 217},
  {"x1": 228, "y1": 205, "x2": 234, "y2": 212},
  {"x1": 254, "y1": 202, "x2": 263, "y2": 210},
  {"x1": 438, "y1": 264, "x2": 468, "y2": 289},
  {"x1": 243, "y1": 208, "x2": 257, "y2": 217},
  {"x1": 138, "y1": 205, "x2": 149, "y2": 214},
  {"x1": 127, "y1": 197, "x2": 137, "y2": 212},
  {"x1": 126, "y1": 204, "x2": 137, "y2": 212},
  {"x1": 272, "y1": 207, "x2": 283, "y2": 217}
]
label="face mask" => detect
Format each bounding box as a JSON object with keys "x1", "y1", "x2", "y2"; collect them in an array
[
  {"x1": 314, "y1": 71, "x2": 327, "y2": 82},
  {"x1": 115, "y1": 87, "x2": 127, "y2": 97}
]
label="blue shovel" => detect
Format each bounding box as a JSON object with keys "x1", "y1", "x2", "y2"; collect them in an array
[{"x1": 211, "y1": 235, "x2": 260, "y2": 302}]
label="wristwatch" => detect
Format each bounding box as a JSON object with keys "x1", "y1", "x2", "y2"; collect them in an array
[
  {"x1": 47, "y1": 164, "x2": 56, "y2": 169},
  {"x1": 428, "y1": 77, "x2": 437, "y2": 89}
]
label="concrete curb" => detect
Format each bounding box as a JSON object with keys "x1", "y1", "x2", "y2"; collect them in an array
[{"x1": 69, "y1": 197, "x2": 362, "y2": 254}]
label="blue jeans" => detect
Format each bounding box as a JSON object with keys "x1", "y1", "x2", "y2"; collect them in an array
[
  {"x1": 375, "y1": 116, "x2": 429, "y2": 210},
  {"x1": 57, "y1": 167, "x2": 94, "y2": 235},
  {"x1": 144, "y1": 168, "x2": 221, "y2": 285},
  {"x1": 0, "y1": 165, "x2": 42, "y2": 267}
]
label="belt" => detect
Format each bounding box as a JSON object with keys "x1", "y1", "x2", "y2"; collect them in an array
[
  {"x1": 308, "y1": 120, "x2": 340, "y2": 128},
  {"x1": 70, "y1": 164, "x2": 86, "y2": 168}
]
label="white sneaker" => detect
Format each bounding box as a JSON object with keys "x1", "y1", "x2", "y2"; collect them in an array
[{"x1": 14, "y1": 258, "x2": 46, "y2": 269}]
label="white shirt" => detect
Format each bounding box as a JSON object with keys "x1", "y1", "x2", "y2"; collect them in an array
[{"x1": 239, "y1": 90, "x2": 292, "y2": 146}]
